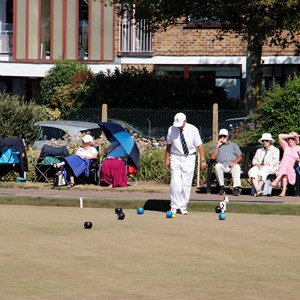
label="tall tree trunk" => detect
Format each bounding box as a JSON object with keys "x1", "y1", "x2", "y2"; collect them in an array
[{"x1": 245, "y1": 33, "x2": 263, "y2": 112}]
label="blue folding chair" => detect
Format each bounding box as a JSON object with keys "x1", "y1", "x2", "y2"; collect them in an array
[{"x1": 0, "y1": 147, "x2": 21, "y2": 181}]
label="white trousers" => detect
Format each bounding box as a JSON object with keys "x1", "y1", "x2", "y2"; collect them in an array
[
  {"x1": 215, "y1": 163, "x2": 241, "y2": 187},
  {"x1": 170, "y1": 154, "x2": 196, "y2": 210},
  {"x1": 248, "y1": 166, "x2": 275, "y2": 182}
]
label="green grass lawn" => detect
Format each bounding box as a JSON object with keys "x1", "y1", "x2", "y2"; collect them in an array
[
  {"x1": 1, "y1": 195, "x2": 300, "y2": 216},
  {"x1": 1, "y1": 205, "x2": 299, "y2": 300}
]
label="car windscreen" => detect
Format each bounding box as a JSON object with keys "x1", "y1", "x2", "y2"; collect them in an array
[
  {"x1": 37, "y1": 126, "x2": 67, "y2": 141},
  {"x1": 80, "y1": 128, "x2": 102, "y2": 139}
]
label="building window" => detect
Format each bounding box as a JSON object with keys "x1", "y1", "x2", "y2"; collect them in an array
[
  {"x1": 154, "y1": 65, "x2": 241, "y2": 99},
  {"x1": 262, "y1": 64, "x2": 300, "y2": 91},
  {"x1": 154, "y1": 66, "x2": 184, "y2": 78},
  {"x1": 0, "y1": 0, "x2": 13, "y2": 54},
  {"x1": 41, "y1": 0, "x2": 51, "y2": 59},
  {"x1": 79, "y1": 0, "x2": 89, "y2": 60}
]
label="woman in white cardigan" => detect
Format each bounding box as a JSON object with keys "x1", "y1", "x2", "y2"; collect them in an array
[{"x1": 248, "y1": 133, "x2": 280, "y2": 196}]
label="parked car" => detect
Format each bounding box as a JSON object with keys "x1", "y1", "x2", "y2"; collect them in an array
[
  {"x1": 33, "y1": 120, "x2": 102, "y2": 150},
  {"x1": 108, "y1": 119, "x2": 165, "y2": 140},
  {"x1": 108, "y1": 119, "x2": 148, "y2": 138},
  {"x1": 200, "y1": 117, "x2": 249, "y2": 141}
]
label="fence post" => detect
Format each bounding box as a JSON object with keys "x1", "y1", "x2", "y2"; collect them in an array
[
  {"x1": 212, "y1": 103, "x2": 218, "y2": 144},
  {"x1": 102, "y1": 104, "x2": 107, "y2": 122}
]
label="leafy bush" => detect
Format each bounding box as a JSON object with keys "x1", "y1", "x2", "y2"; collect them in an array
[
  {"x1": 138, "y1": 147, "x2": 170, "y2": 183},
  {"x1": 40, "y1": 60, "x2": 92, "y2": 112},
  {"x1": 90, "y1": 67, "x2": 234, "y2": 109},
  {"x1": 0, "y1": 93, "x2": 49, "y2": 144},
  {"x1": 40, "y1": 64, "x2": 236, "y2": 112},
  {"x1": 243, "y1": 75, "x2": 300, "y2": 146}
]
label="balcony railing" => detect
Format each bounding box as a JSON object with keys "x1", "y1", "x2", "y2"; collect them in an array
[
  {"x1": 0, "y1": 23, "x2": 13, "y2": 54},
  {"x1": 118, "y1": 19, "x2": 152, "y2": 56}
]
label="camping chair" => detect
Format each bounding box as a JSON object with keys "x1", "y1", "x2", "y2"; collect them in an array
[
  {"x1": 99, "y1": 154, "x2": 139, "y2": 187},
  {"x1": 0, "y1": 138, "x2": 28, "y2": 181},
  {"x1": 33, "y1": 145, "x2": 69, "y2": 183},
  {"x1": 74, "y1": 157, "x2": 101, "y2": 186},
  {"x1": 72, "y1": 145, "x2": 101, "y2": 186},
  {"x1": 52, "y1": 145, "x2": 101, "y2": 188},
  {"x1": 100, "y1": 157, "x2": 128, "y2": 187},
  {"x1": 0, "y1": 147, "x2": 21, "y2": 181}
]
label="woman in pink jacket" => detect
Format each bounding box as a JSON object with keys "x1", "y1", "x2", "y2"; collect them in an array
[{"x1": 270, "y1": 132, "x2": 300, "y2": 197}]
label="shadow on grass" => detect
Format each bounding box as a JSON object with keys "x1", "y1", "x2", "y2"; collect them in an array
[{"x1": 143, "y1": 199, "x2": 170, "y2": 212}]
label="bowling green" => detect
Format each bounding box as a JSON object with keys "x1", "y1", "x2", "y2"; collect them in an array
[{"x1": 0, "y1": 205, "x2": 299, "y2": 300}]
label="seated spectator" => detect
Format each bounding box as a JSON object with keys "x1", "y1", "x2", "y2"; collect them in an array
[
  {"x1": 52, "y1": 135, "x2": 98, "y2": 188},
  {"x1": 100, "y1": 138, "x2": 128, "y2": 187},
  {"x1": 270, "y1": 132, "x2": 300, "y2": 197},
  {"x1": 104, "y1": 138, "x2": 128, "y2": 160},
  {"x1": 209, "y1": 129, "x2": 243, "y2": 196},
  {"x1": 248, "y1": 133, "x2": 280, "y2": 196}
]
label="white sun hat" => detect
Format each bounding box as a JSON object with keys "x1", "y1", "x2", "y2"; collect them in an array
[
  {"x1": 258, "y1": 133, "x2": 275, "y2": 144},
  {"x1": 81, "y1": 134, "x2": 95, "y2": 146}
]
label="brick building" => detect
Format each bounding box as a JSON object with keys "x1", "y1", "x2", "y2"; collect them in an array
[{"x1": 1, "y1": 0, "x2": 300, "y2": 103}]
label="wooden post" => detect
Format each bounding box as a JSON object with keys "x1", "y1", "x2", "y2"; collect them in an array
[
  {"x1": 101, "y1": 104, "x2": 107, "y2": 122},
  {"x1": 212, "y1": 103, "x2": 218, "y2": 144}
]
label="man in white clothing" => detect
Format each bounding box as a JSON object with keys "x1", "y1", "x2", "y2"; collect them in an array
[{"x1": 165, "y1": 112, "x2": 206, "y2": 215}]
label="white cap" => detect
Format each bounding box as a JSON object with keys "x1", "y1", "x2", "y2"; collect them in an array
[
  {"x1": 82, "y1": 134, "x2": 95, "y2": 145},
  {"x1": 218, "y1": 129, "x2": 229, "y2": 136},
  {"x1": 173, "y1": 113, "x2": 186, "y2": 127},
  {"x1": 258, "y1": 133, "x2": 275, "y2": 144}
]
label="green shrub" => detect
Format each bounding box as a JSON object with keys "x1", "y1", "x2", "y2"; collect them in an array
[
  {"x1": 243, "y1": 74, "x2": 300, "y2": 146},
  {"x1": 0, "y1": 93, "x2": 49, "y2": 144},
  {"x1": 138, "y1": 147, "x2": 170, "y2": 183},
  {"x1": 40, "y1": 60, "x2": 92, "y2": 111},
  {"x1": 90, "y1": 67, "x2": 234, "y2": 109},
  {"x1": 258, "y1": 75, "x2": 300, "y2": 133}
]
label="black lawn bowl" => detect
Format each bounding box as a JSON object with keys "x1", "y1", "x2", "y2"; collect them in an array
[
  {"x1": 117, "y1": 212, "x2": 125, "y2": 220},
  {"x1": 215, "y1": 206, "x2": 222, "y2": 213},
  {"x1": 84, "y1": 221, "x2": 93, "y2": 229},
  {"x1": 115, "y1": 207, "x2": 123, "y2": 214}
]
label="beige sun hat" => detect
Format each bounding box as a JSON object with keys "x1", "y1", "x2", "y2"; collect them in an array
[
  {"x1": 258, "y1": 133, "x2": 275, "y2": 144},
  {"x1": 81, "y1": 134, "x2": 95, "y2": 146},
  {"x1": 286, "y1": 132, "x2": 299, "y2": 144}
]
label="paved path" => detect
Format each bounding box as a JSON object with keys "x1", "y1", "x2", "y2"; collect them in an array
[{"x1": 0, "y1": 183, "x2": 299, "y2": 204}]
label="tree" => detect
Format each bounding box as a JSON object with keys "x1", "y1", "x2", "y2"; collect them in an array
[{"x1": 110, "y1": 0, "x2": 300, "y2": 110}]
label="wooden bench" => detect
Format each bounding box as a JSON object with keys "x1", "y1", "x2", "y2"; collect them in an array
[{"x1": 206, "y1": 146, "x2": 300, "y2": 196}]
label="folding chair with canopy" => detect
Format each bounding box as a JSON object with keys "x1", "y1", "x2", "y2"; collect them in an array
[
  {"x1": 0, "y1": 138, "x2": 28, "y2": 181},
  {"x1": 33, "y1": 145, "x2": 69, "y2": 183}
]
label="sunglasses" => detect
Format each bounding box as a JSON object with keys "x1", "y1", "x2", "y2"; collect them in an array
[
  {"x1": 261, "y1": 140, "x2": 270, "y2": 142},
  {"x1": 288, "y1": 138, "x2": 295, "y2": 141},
  {"x1": 219, "y1": 135, "x2": 227, "y2": 138}
]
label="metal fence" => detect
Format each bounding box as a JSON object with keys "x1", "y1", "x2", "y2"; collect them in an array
[{"x1": 67, "y1": 107, "x2": 250, "y2": 140}]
